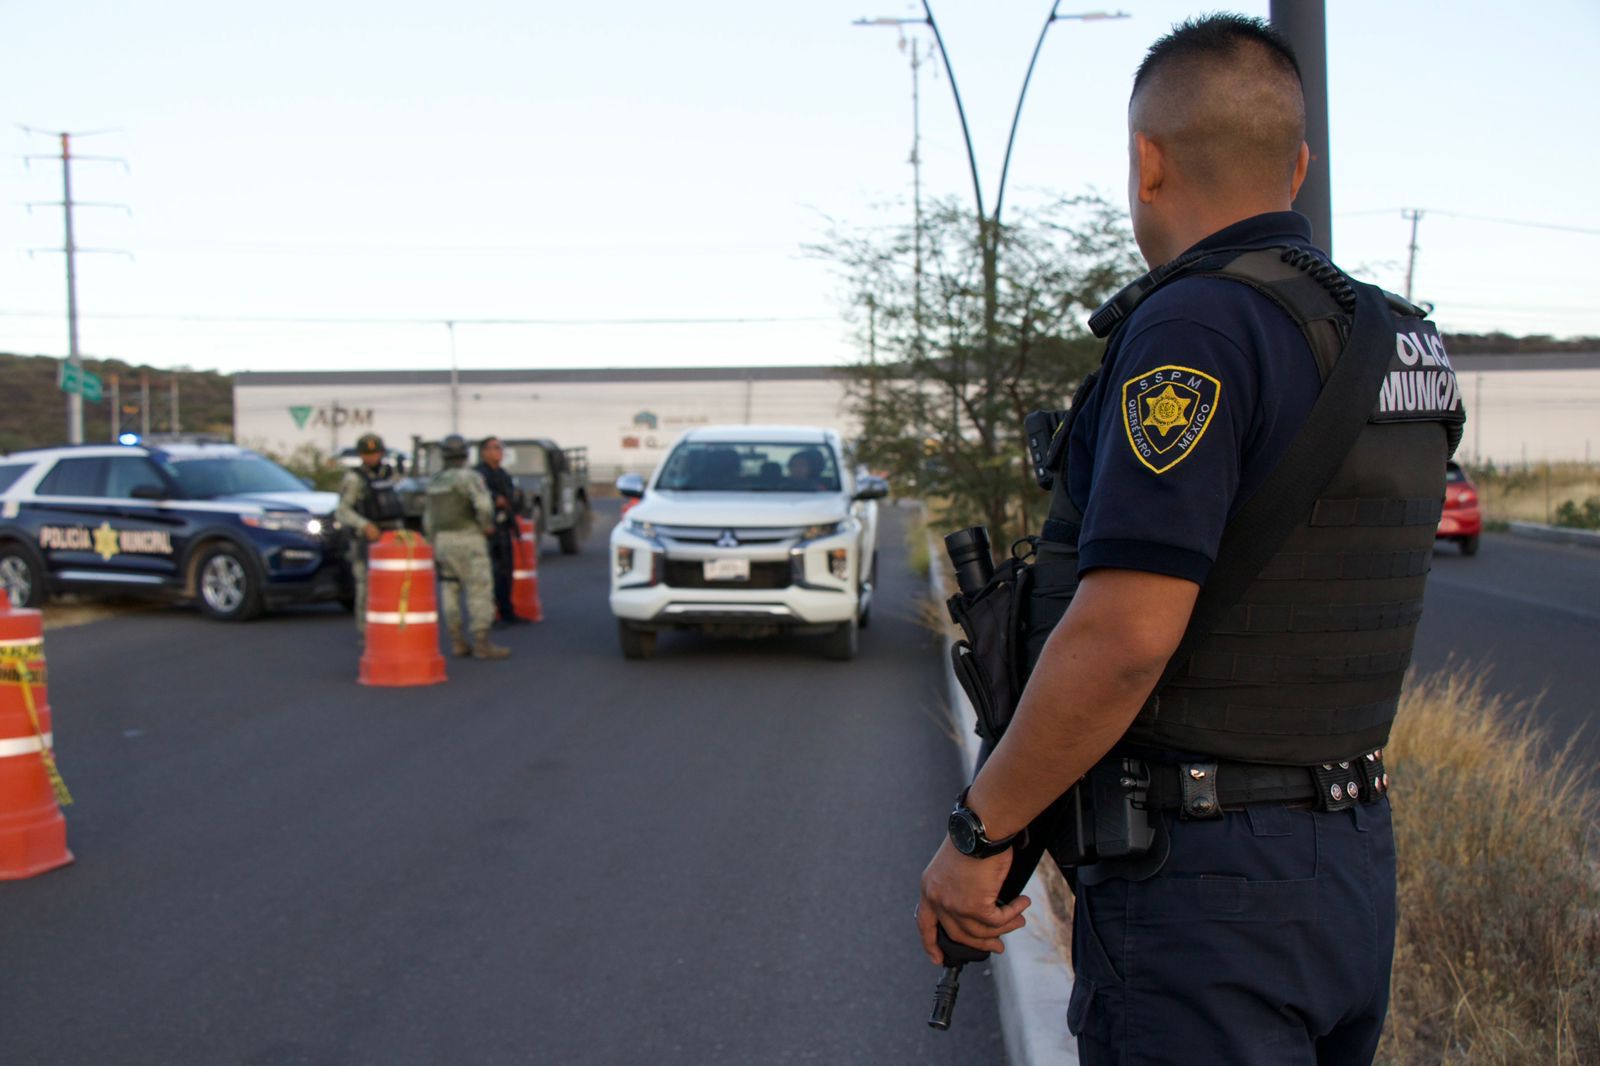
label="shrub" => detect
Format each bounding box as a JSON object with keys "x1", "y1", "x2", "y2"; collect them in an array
[{"x1": 1380, "y1": 671, "x2": 1600, "y2": 1064}]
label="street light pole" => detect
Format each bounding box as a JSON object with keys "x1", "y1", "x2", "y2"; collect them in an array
[{"x1": 446, "y1": 320, "x2": 460, "y2": 435}]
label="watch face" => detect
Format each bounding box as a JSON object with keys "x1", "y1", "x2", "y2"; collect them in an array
[{"x1": 948, "y1": 811, "x2": 979, "y2": 855}]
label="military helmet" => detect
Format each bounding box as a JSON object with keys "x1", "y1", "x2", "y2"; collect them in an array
[
  {"x1": 440, "y1": 434, "x2": 469, "y2": 460},
  {"x1": 355, "y1": 432, "x2": 385, "y2": 456}
]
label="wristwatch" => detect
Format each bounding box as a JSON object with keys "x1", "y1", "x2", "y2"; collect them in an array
[{"x1": 947, "y1": 787, "x2": 1017, "y2": 859}]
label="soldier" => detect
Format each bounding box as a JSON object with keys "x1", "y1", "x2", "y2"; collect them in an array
[
  {"x1": 424, "y1": 434, "x2": 510, "y2": 660},
  {"x1": 335, "y1": 432, "x2": 405, "y2": 633},
  {"x1": 474, "y1": 436, "x2": 528, "y2": 625}
]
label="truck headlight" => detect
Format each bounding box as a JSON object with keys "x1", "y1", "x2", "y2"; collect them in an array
[
  {"x1": 627, "y1": 518, "x2": 656, "y2": 539},
  {"x1": 616, "y1": 546, "x2": 634, "y2": 578},
  {"x1": 801, "y1": 521, "x2": 841, "y2": 541},
  {"x1": 828, "y1": 548, "x2": 849, "y2": 580}
]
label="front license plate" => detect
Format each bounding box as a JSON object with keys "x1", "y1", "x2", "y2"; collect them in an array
[{"x1": 703, "y1": 557, "x2": 750, "y2": 582}]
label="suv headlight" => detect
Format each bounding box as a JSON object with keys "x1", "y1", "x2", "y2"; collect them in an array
[
  {"x1": 801, "y1": 521, "x2": 841, "y2": 541},
  {"x1": 626, "y1": 517, "x2": 656, "y2": 539},
  {"x1": 244, "y1": 512, "x2": 322, "y2": 536}
]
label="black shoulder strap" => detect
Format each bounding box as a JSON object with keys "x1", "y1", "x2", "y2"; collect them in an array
[{"x1": 1155, "y1": 278, "x2": 1395, "y2": 691}]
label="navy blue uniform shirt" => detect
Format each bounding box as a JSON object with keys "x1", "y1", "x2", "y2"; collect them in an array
[{"x1": 1068, "y1": 211, "x2": 1324, "y2": 584}]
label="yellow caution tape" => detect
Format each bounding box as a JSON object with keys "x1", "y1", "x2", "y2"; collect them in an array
[{"x1": 0, "y1": 653, "x2": 73, "y2": 807}]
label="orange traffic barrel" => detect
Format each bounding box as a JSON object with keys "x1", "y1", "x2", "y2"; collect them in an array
[
  {"x1": 512, "y1": 515, "x2": 543, "y2": 623},
  {"x1": 0, "y1": 588, "x2": 74, "y2": 881},
  {"x1": 359, "y1": 531, "x2": 447, "y2": 687}
]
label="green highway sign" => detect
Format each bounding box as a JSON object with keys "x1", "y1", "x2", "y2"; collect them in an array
[{"x1": 58, "y1": 362, "x2": 103, "y2": 403}]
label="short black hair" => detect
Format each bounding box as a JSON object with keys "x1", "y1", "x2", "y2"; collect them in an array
[
  {"x1": 479, "y1": 435, "x2": 501, "y2": 450},
  {"x1": 1133, "y1": 13, "x2": 1301, "y2": 96}
]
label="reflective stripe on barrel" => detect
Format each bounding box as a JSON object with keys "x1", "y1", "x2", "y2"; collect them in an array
[
  {"x1": 0, "y1": 732, "x2": 53, "y2": 759},
  {"x1": 367, "y1": 610, "x2": 439, "y2": 625}
]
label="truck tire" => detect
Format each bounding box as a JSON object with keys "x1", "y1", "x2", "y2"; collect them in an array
[
  {"x1": 619, "y1": 620, "x2": 656, "y2": 660},
  {"x1": 823, "y1": 617, "x2": 859, "y2": 662},
  {"x1": 558, "y1": 500, "x2": 591, "y2": 555},
  {"x1": 194, "y1": 542, "x2": 265, "y2": 621},
  {"x1": 0, "y1": 543, "x2": 47, "y2": 608},
  {"x1": 1460, "y1": 533, "x2": 1480, "y2": 557}
]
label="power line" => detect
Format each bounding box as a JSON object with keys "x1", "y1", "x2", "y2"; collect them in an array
[
  {"x1": 1340, "y1": 207, "x2": 1600, "y2": 236},
  {"x1": 0, "y1": 310, "x2": 832, "y2": 327}
]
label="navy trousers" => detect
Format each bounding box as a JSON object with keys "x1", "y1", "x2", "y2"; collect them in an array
[{"x1": 1068, "y1": 799, "x2": 1397, "y2": 1065}]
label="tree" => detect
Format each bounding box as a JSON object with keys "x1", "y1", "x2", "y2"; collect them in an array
[{"x1": 817, "y1": 192, "x2": 1143, "y2": 552}]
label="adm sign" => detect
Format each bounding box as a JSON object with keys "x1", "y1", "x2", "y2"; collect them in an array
[{"x1": 288, "y1": 405, "x2": 374, "y2": 430}]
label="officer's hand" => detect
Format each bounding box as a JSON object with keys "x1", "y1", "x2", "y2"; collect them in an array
[
  {"x1": 495, "y1": 495, "x2": 508, "y2": 508},
  {"x1": 363, "y1": 524, "x2": 381, "y2": 542},
  {"x1": 916, "y1": 838, "x2": 1030, "y2": 965}
]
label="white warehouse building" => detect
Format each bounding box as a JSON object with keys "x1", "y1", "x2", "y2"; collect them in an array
[
  {"x1": 232, "y1": 367, "x2": 862, "y2": 478},
  {"x1": 233, "y1": 353, "x2": 1600, "y2": 475}
]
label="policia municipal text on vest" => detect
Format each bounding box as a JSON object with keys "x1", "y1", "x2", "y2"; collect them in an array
[{"x1": 928, "y1": 245, "x2": 1465, "y2": 1029}]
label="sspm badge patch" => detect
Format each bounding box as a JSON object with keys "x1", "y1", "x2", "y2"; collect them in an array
[{"x1": 1121, "y1": 365, "x2": 1222, "y2": 474}]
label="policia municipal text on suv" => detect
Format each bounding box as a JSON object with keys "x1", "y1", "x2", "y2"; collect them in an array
[
  {"x1": 336, "y1": 433, "x2": 407, "y2": 633},
  {"x1": 914, "y1": 16, "x2": 1465, "y2": 1064}
]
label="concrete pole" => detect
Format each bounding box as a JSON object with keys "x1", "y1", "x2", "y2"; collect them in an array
[
  {"x1": 60, "y1": 133, "x2": 84, "y2": 444},
  {"x1": 109, "y1": 373, "x2": 120, "y2": 442},
  {"x1": 1271, "y1": 0, "x2": 1333, "y2": 256},
  {"x1": 140, "y1": 372, "x2": 151, "y2": 436},
  {"x1": 1402, "y1": 209, "x2": 1423, "y2": 303},
  {"x1": 170, "y1": 376, "x2": 180, "y2": 433}
]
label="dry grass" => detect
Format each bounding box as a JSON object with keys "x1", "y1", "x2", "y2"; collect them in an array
[
  {"x1": 40, "y1": 596, "x2": 158, "y2": 631},
  {"x1": 1471, "y1": 462, "x2": 1600, "y2": 526},
  {"x1": 1380, "y1": 671, "x2": 1600, "y2": 1064}
]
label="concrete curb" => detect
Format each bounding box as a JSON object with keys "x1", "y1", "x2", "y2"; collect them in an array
[
  {"x1": 1507, "y1": 521, "x2": 1600, "y2": 550},
  {"x1": 926, "y1": 537, "x2": 1078, "y2": 1066}
]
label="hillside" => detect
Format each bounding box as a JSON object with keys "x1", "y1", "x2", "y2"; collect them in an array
[{"x1": 0, "y1": 352, "x2": 233, "y2": 454}]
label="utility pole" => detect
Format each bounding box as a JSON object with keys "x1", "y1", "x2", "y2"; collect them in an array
[
  {"x1": 21, "y1": 127, "x2": 130, "y2": 444},
  {"x1": 1402, "y1": 208, "x2": 1424, "y2": 303},
  {"x1": 446, "y1": 320, "x2": 461, "y2": 435},
  {"x1": 140, "y1": 372, "x2": 151, "y2": 436},
  {"x1": 1270, "y1": 1, "x2": 1332, "y2": 255},
  {"x1": 170, "y1": 375, "x2": 181, "y2": 433},
  {"x1": 109, "y1": 373, "x2": 120, "y2": 442}
]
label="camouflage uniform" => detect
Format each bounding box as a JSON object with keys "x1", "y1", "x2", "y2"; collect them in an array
[
  {"x1": 336, "y1": 466, "x2": 385, "y2": 632},
  {"x1": 423, "y1": 463, "x2": 504, "y2": 657}
]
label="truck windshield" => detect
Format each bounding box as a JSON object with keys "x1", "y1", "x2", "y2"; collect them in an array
[{"x1": 656, "y1": 442, "x2": 840, "y2": 493}]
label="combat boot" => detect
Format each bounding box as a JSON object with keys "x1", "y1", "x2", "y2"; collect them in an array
[
  {"x1": 472, "y1": 633, "x2": 510, "y2": 660},
  {"x1": 448, "y1": 627, "x2": 471, "y2": 658}
]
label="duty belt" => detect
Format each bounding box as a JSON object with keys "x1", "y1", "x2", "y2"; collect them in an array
[{"x1": 1140, "y1": 750, "x2": 1390, "y2": 819}]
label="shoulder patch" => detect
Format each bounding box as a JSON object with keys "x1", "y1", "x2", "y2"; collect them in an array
[{"x1": 1120, "y1": 364, "x2": 1222, "y2": 474}]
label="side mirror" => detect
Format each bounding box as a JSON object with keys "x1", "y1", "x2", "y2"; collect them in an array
[
  {"x1": 616, "y1": 472, "x2": 646, "y2": 499},
  {"x1": 853, "y1": 476, "x2": 889, "y2": 502},
  {"x1": 130, "y1": 484, "x2": 167, "y2": 501}
]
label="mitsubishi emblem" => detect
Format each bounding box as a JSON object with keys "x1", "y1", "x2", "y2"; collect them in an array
[{"x1": 716, "y1": 529, "x2": 739, "y2": 548}]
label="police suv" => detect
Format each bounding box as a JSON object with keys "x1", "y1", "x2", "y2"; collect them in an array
[
  {"x1": 0, "y1": 440, "x2": 349, "y2": 621},
  {"x1": 609, "y1": 426, "x2": 887, "y2": 661}
]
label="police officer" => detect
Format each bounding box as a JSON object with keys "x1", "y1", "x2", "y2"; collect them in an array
[
  {"x1": 424, "y1": 435, "x2": 510, "y2": 660},
  {"x1": 336, "y1": 432, "x2": 406, "y2": 633},
  {"x1": 474, "y1": 436, "x2": 527, "y2": 625},
  {"x1": 916, "y1": 16, "x2": 1462, "y2": 1063}
]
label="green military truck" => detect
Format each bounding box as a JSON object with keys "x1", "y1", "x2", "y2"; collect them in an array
[{"x1": 399, "y1": 437, "x2": 593, "y2": 554}]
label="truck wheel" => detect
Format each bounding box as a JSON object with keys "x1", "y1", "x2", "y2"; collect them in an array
[
  {"x1": 1460, "y1": 533, "x2": 1480, "y2": 557},
  {"x1": 558, "y1": 500, "x2": 590, "y2": 555},
  {"x1": 0, "y1": 544, "x2": 47, "y2": 608},
  {"x1": 823, "y1": 617, "x2": 859, "y2": 662},
  {"x1": 195, "y1": 543, "x2": 265, "y2": 621},
  {"x1": 619, "y1": 621, "x2": 656, "y2": 660},
  {"x1": 857, "y1": 548, "x2": 879, "y2": 629}
]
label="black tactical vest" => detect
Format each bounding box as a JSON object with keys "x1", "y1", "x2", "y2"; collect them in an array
[
  {"x1": 358, "y1": 464, "x2": 406, "y2": 525},
  {"x1": 1038, "y1": 248, "x2": 1465, "y2": 766}
]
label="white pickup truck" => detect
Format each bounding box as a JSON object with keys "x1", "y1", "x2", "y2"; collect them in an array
[{"x1": 608, "y1": 425, "x2": 887, "y2": 660}]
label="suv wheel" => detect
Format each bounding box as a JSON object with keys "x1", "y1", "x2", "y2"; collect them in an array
[
  {"x1": 195, "y1": 543, "x2": 264, "y2": 621},
  {"x1": 1460, "y1": 533, "x2": 1480, "y2": 557},
  {"x1": 823, "y1": 616, "x2": 858, "y2": 662},
  {"x1": 0, "y1": 544, "x2": 46, "y2": 608},
  {"x1": 619, "y1": 620, "x2": 656, "y2": 660}
]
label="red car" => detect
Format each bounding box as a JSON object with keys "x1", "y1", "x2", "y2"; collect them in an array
[{"x1": 1438, "y1": 460, "x2": 1481, "y2": 555}]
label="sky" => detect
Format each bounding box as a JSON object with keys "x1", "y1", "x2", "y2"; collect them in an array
[{"x1": 3, "y1": 0, "x2": 1598, "y2": 376}]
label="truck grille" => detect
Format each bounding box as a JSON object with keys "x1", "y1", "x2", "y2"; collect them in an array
[{"x1": 663, "y1": 560, "x2": 791, "y2": 590}]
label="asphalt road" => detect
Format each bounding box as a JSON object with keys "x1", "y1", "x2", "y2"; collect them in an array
[
  {"x1": 1, "y1": 502, "x2": 1004, "y2": 1066},
  {"x1": 1412, "y1": 532, "x2": 1600, "y2": 783}
]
